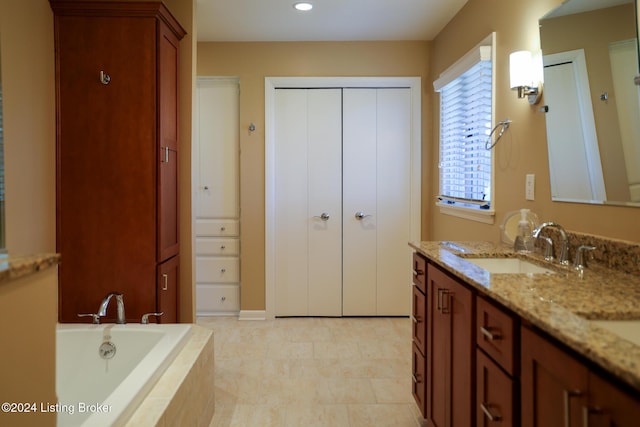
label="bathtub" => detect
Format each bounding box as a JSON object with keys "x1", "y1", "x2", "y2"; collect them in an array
[{"x1": 56, "y1": 323, "x2": 191, "y2": 427}]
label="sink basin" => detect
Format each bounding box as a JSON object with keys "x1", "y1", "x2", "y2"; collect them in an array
[
  {"x1": 465, "y1": 257, "x2": 555, "y2": 274},
  {"x1": 591, "y1": 320, "x2": 640, "y2": 347}
]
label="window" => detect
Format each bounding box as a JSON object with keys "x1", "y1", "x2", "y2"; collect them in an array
[{"x1": 434, "y1": 35, "x2": 495, "y2": 223}]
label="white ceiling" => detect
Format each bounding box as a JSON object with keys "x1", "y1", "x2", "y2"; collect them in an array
[{"x1": 196, "y1": 0, "x2": 469, "y2": 42}]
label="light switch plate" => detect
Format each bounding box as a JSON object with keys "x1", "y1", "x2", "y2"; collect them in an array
[{"x1": 526, "y1": 174, "x2": 535, "y2": 200}]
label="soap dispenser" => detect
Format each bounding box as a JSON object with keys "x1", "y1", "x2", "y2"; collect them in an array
[{"x1": 514, "y1": 209, "x2": 534, "y2": 252}]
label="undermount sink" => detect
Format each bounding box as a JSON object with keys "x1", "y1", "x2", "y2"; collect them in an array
[
  {"x1": 591, "y1": 320, "x2": 640, "y2": 347},
  {"x1": 464, "y1": 257, "x2": 556, "y2": 274}
]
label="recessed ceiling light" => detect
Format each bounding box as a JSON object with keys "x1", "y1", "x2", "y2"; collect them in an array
[{"x1": 293, "y1": 2, "x2": 313, "y2": 12}]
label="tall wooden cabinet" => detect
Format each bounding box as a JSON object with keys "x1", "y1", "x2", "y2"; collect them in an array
[{"x1": 52, "y1": 1, "x2": 185, "y2": 323}]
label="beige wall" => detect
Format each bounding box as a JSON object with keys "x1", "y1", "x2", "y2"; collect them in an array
[
  {"x1": 0, "y1": 2, "x2": 57, "y2": 424},
  {"x1": 197, "y1": 41, "x2": 431, "y2": 311},
  {"x1": 0, "y1": 268, "x2": 58, "y2": 427},
  {"x1": 430, "y1": 0, "x2": 640, "y2": 243}
]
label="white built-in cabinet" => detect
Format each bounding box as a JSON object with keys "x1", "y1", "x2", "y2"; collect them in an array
[
  {"x1": 194, "y1": 77, "x2": 240, "y2": 316},
  {"x1": 272, "y1": 84, "x2": 417, "y2": 317}
]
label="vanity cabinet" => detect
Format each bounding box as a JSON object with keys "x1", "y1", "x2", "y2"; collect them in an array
[
  {"x1": 412, "y1": 250, "x2": 640, "y2": 427},
  {"x1": 52, "y1": 1, "x2": 185, "y2": 323},
  {"x1": 476, "y1": 296, "x2": 518, "y2": 426},
  {"x1": 521, "y1": 325, "x2": 640, "y2": 427},
  {"x1": 411, "y1": 253, "x2": 427, "y2": 415},
  {"x1": 426, "y1": 263, "x2": 474, "y2": 427}
]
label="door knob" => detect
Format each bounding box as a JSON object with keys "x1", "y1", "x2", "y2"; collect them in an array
[
  {"x1": 313, "y1": 213, "x2": 330, "y2": 221},
  {"x1": 355, "y1": 211, "x2": 372, "y2": 220}
]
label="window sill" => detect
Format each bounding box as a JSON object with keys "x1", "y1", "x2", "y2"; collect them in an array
[{"x1": 436, "y1": 202, "x2": 495, "y2": 224}]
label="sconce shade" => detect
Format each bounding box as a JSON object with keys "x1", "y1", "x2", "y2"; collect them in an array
[
  {"x1": 509, "y1": 50, "x2": 533, "y2": 89},
  {"x1": 509, "y1": 50, "x2": 542, "y2": 105}
]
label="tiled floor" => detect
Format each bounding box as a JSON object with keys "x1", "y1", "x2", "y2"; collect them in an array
[{"x1": 197, "y1": 316, "x2": 426, "y2": 427}]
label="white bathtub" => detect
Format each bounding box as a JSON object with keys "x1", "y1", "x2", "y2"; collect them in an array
[{"x1": 56, "y1": 323, "x2": 191, "y2": 427}]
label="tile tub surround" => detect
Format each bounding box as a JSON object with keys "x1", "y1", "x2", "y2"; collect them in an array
[
  {"x1": 410, "y1": 240, "x2": 640, "y2": 391},
  {"x1": 199, "y1": 316, "x2": 422, "y2": 427},
  {"x1": 125, "y1": 325, "x2": 215, "y2": 427},
  {"x1": 0, "y1": 253, "x2": 61, "y2": 284}
]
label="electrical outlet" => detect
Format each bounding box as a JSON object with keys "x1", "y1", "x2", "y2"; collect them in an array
[{"x1": 526, "y1": 174, "x2": 535, "y2": 200}]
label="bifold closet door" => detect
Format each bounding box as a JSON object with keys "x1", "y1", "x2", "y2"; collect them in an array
[
  {"x1": 343, "y1": 88, "x2": 412, "y2": 316},
  {"x1": 274, "y1": 89, "x2": 343, "y2": 316}
]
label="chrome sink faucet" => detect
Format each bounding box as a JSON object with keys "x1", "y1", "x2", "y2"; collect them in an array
[
  {"x1": 532, "y1": 222, "x2": 570, "y2": 265},
  {"x1": 98, "y1": 292, "x2": 126, "y2": 324}
]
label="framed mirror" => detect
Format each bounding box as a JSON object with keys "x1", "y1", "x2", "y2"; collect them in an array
[
  {"x1": 539, "y1": 0, "x2": 640, "y2": 206},
  {"x1": 0, "y1": 38, "x2": 5, "y2": 249}
]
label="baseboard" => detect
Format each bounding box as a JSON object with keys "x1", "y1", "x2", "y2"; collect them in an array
[{"x1": 239, "y1": 310, "x2": 267, "y2": 321}]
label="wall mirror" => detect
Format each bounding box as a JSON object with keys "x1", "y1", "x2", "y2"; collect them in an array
[
  {"x1": 539, "y1": 0, "x2": 640, "y2": 206},
  {"x1": 0, "y1": 39, "x2": 5, "y2": 249}
]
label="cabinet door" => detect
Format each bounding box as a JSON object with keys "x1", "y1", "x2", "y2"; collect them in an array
[
  {"x1": 56, "y1": 15, "x2": 157, "y2": 322},
  {"x1": 157, "y1": 256, "x2": 179, "y2": 323},
  {"x1": 413, "y1": 285, "x2": 427, "y2": 355},
  {"x1": 521, "y1": 326, "x2": 588, "y2": 427},
  {"x1": 427, "y1": 263, "x2": 474, "y2": 427},
  {"x1": 477, "y1": 350, "x2": 514, "y2": 426},
  {"x1": 158, "y1": 22, "x2": 180, "y2": 262},
  {"x1": 586, "y1": 372, "x2": 640, "y2": 426},
  {"x1": 413, "y1": 342, "x2": 427, "y2": 417}
]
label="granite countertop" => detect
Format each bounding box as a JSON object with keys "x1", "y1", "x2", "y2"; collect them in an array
[
  {"x1": 410, "y1": 240, "x2": 640, "y2": 391},
  {"x1": 0, "y1": 253, "x2": 61, "y2": 284}
]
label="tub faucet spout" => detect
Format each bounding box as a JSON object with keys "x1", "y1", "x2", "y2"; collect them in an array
[{"x1": 98, "y1": 292, "x2": 126, "y2": 324}]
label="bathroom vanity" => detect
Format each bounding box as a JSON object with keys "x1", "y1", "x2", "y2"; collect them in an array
[{"x1": 411, "y1": 240, "x2": 640, "y2": 427}]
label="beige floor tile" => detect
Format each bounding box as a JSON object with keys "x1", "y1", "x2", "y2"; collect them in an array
[
  {"x1": 200, "y1": 316, "x2": 425, "y2": 427},
  {"x1": 348, "y1": 403, "x2": 420, "y2": 427},
  {"x1": 284, "y1": 404, "x2": 350, "y2": 427}
]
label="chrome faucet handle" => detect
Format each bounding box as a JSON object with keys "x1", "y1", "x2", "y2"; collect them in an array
[
  {"x1": 78, "y1": 313, "x2": 101, "y2": 324},
  {"x1": 573, "y1": 245, "x2": 596, "y2": 270},
  {"x1": 141, "y1": 312, "x2": 163, "y2": 324}
]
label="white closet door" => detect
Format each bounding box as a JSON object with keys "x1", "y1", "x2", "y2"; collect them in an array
[
  {"x1": 343, "y1": 89, "x2": 378, "y2": 315},
  {"x1": 274, "y1": 89, "x2": 342, "y2": 316},
  {"x1": 343, "y1": 88, "x2": 412, "y2": 316}
]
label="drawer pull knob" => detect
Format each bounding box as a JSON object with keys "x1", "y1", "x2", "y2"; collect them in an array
[
  {"x1": 221, "y1": 268, "x2": 226, "y2": 273},
  {"x1": 220, "y1": 245, "x2": 226, "y2": 250},
  {"x1": 481, "y1": 326, "x2": 502, "y2": 340},
  {"x1": 480, "y1": 402, "x2": 502, "y2": 421},
  {"x1": 221, "y1": 296, "x2": 226, "y2": 302},
  {"x1": 220, "y1": 226, "x2": 226, "y2": 231}
]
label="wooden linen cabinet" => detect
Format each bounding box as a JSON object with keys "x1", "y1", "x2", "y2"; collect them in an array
[{"x1": 52, "y1": 1, "x2": 185, "y2": 323}]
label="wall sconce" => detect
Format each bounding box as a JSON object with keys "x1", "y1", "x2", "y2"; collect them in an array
[{"x1": 509, "y1": 51, "x2": 542, "y2": 105}]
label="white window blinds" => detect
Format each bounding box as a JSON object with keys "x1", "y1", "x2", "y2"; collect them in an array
[{"x1": 435, "y1": 46, "x2": 492, "y2": 208}]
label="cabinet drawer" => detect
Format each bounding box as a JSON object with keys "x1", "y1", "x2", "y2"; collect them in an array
[
  {"x1": 477, "y1": 296, "x2": 516, "y2": 375},
  {"x1": 196, "y1": 257, "x2": 240, "y2": 283},
  {"x1": 195, "y1": 219, "x2": 239, "y2": 237},
  {"x1": 412, "y1": 342, "x2": 427, "y2": 418},
  {"x1": 412, "y1": 252, "x2": 427, "y2": 293},
  {"x1": 412, "y1": 284, "x2": 426, "y2": 355},
  {"x1": 477, "y1": 349, "x2": 515, "y2": 427},
  {"x1": 196, "y1": 284, "x2": 240, "y2": 314},
  {"x1": 195, "y1": 237, "x2": 240, "y2": 256}
]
